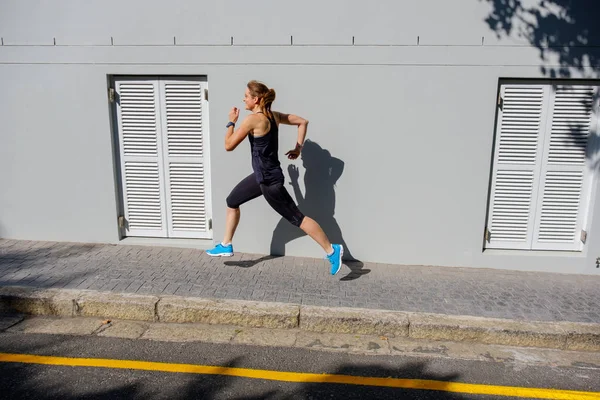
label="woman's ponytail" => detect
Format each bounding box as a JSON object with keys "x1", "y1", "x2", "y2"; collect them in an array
[{"x1": 248, "y1": 80, "x2": 276, "y2": 119}]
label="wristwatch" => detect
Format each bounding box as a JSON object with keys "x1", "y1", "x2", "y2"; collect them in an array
[{"x1": 226, "y1": 121, "x2": 235, "y2": 128}]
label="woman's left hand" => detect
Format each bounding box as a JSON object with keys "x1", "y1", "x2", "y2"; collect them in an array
[
  {"x1": 285, "y1": 148, "x2": 301, "y2": 160},
  {"x1": 228, "y1": 107, "x2": 240, "y2": 124}
]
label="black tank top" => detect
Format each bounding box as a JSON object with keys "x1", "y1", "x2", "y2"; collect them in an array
[{"x1": 248, "y1": 114, "x2": 284, "y2": 185}]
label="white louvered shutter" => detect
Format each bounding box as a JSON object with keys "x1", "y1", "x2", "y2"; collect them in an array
[
  {"x1": 159, "y1": 79, "x2": 211, "y2": 238},
  {"x1": 485, "y1": 85, "x2": 550, "y2": 249},
  {"x1": 532, "y1": 85, "x2": 598, "y2": 250},
  {"x1": 115, "y1": 79, "x2": 168, "y2": 237}
]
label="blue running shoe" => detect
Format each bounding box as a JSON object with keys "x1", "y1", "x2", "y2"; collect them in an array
[
  {"x1": 206, "y1": 243, "x2": 234, "y2": 257},
  {"x1": 326, "y1": 244, "x2": 344, "y2": 275}
]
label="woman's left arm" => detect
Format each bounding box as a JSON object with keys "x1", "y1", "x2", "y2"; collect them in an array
[{"x1": 275, "y1": 111, "x2": 309, "y2": 160}]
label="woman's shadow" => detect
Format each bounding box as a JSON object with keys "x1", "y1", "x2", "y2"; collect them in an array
[{"x1": 269, "y1": 140, "x2": 369, "y2": 280}]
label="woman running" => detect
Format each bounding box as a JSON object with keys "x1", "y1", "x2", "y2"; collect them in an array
[{"x1": 206, "y1": 80, "x2": 344, "y2": 275}]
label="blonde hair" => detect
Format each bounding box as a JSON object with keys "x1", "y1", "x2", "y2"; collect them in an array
[{"x1": 247, "y1": 80, "x2": 276, "y2": 120}]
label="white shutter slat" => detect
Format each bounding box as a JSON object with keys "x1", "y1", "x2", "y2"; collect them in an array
[
  {"x1": 115, "y1": 80, "x2": 168, "y2": 237},
  {"x1": 497, "y1": 86, "x2": 545, "y2": 165},
  {"x1": 169, "y1": 163, "x2": 206, "y2": 232},
  {"x1": 532, "y1": 85, "x2": 597, "y2": 250},
  {"x1": 486, "y1": 85, "x2": 549, "y2": 249},
  {"x1": 536, "y1": 171, "x2": 583, "y2": 243},
  {"x1": 159, "y1": 79, "x2": 210, "y2": 238},
  {"x1": 489, "y1": 170, "x2": 535, "y2": 241}
]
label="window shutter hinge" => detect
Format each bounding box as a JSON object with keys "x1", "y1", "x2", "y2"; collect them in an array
[
  {"x1": 497, "y1": 94, "x2": 503, "y2": 110},
  {"x1": 208, "y1": 218, "x2": 212, "y2": 230},
  {"x1": 118, "y1": 215, "x2": 125, "y2": 228},
  {"x1": 108, "y1": 88, "x2": 115, "y2": 103},
  {"x1": 484, "y1": 227, "x2": 491, "y2": 242},
  {"x1": 581, "y1": 230, "x2": 587, "y2": 244},
  {"x1": 204, "y1": 88, "x2": 209, "y2": 101}
]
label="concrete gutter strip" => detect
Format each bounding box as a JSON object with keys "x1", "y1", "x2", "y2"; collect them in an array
[{"x1": 0, "y1": 286, "x2": 598, "y2": 352}]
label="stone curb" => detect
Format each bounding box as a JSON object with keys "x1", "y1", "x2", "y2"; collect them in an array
[
  {"x1": 0, "y1": 286, "x2": 598, "y2": 351},
  {"x1": 299, "y1": 305, "x2": 410, "y2": 337},
  {"x1": 157, "y1": 296, "x2": 300, "y2": 329}
]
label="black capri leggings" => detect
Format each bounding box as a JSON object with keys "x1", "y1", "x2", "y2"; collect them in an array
[{"x1": 226, "y1": 173, "x2": 305, "y2": 227}]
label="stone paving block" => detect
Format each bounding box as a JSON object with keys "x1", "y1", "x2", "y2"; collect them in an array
[
  {"x1": 157, "y1": 296, "x2": 214, "y2": 323},
  {"x1": 0, "y1": 286, "x2": 77, "y2": 316},
  {"x1": 127, "y1": 282, "x2": 144, "y2": 293},
  {"x1": 559, "y1": 321, "x2": 600, "y2": 352},
  {"x1": 76, "y1": 291, "x2": 158, "y2": 321},
  {"x1": 408, "y1": 313, "x2": 568, "y2": 349},
  {"x1": 158, "y1": 296, "x2": 300, "y2": 329},
  {"x1": 300, "y1": 305, "x2": 409, "y2": 337}
]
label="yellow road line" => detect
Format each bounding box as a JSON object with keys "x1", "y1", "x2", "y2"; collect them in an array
[{"x1": 0, "y1": 352, "x2": 598, "y2": 399}]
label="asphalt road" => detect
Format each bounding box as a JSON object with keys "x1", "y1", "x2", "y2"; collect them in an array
[{"x1": 0, "y1": 331, "x2": 598, "y2": 399}]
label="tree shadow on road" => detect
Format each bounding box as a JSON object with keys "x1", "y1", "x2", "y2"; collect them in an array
[
  {"x1": 0, "y1": 350, "x2": 467, "y2": 399},
  {"x1": 286, "y1": 360, "x2": 465, "y2": 399},
  {"x1": 181, "y1": 358, "x2": 467, "y2": 399}
]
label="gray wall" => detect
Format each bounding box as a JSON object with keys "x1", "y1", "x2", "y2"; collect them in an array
[{"x1": 1, "y1": 0, "x2": 599, "y2": 274}]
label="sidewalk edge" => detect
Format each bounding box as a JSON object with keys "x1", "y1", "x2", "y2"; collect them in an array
[{"x1": 1, "y1": 286, "x2": 597, "y2": 351}]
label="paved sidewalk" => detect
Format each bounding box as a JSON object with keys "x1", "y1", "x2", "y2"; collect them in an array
[{"x1": 0, "y1": 239, "x2": 599, "y2": 324}]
